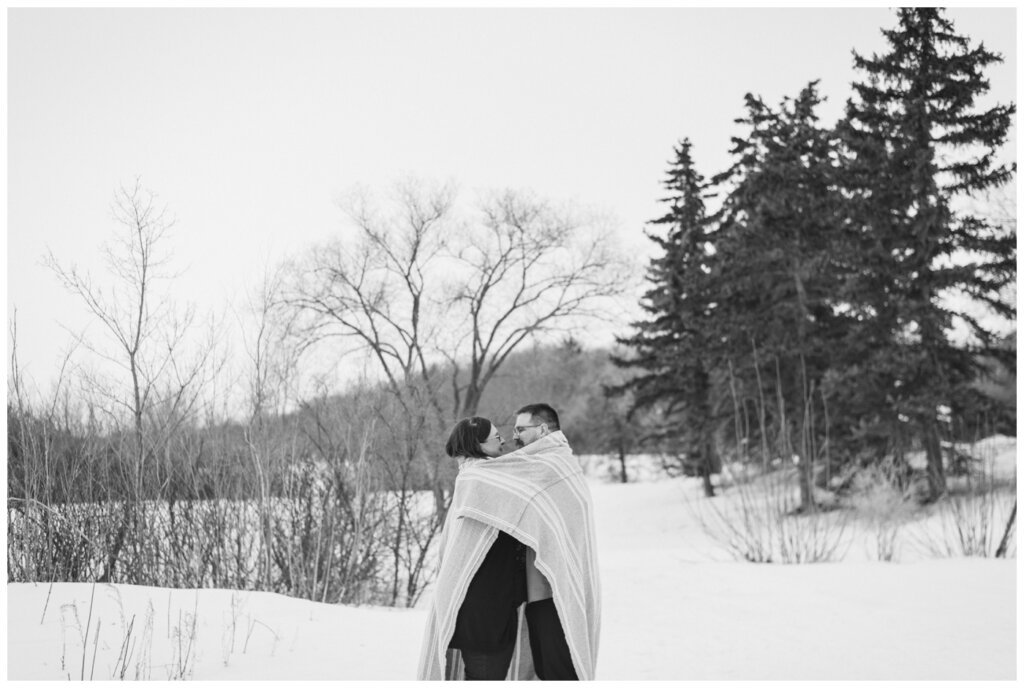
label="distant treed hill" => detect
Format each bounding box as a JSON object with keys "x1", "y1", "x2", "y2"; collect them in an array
[
  {"x1": 468, "y1": 338, "x2": 627, "y2": 454},
  {"x1": 234, "y1": 333, "x2": 1017, "y2": 461},
  {"x1": 336, "y1": 337, "x2": 633, "y2": 456}
]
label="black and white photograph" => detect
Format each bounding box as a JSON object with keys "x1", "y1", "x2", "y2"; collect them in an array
[{"x1": 5, "y1": 5, "x2": 1018, "y2": 681}]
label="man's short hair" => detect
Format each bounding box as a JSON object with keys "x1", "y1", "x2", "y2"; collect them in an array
[{"x1": 516, "y1": 403, "x2": 560, "y2": 431}]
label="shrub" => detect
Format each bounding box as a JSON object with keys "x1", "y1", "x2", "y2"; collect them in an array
[
  {"x1": 847, "y1": 461, "x2": 915, "y2": 562},
  {"x1": 693, "y1": 465, "x2": 851, "y2": 564}
]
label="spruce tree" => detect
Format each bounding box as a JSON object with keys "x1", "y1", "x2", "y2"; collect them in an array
[
  {"x1": 838, "y1": 8, "x2": 1016, "y2": 500},
  {"x1": 614, "y1": 139, "x2": 718, "y2": 497},
  {"x1": 710, "y1": 83, "x2": 847, "y2": 510}
]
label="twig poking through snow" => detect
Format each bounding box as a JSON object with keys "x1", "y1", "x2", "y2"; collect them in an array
[
  {"x1": 113, "y1": 614, "x2": 136, "y2": 680},
  {"x1": 40, "y1": 579, "x2": 54, "y2": 625},
  {"x1": 81, "y1": 583, "x2": 96, "y2": 680},
  {"x1": 90, "y1": 617, "x2": 101, "y2": 680},
  {"x1": 995, "y1": 500, "x2": 1016, "y2": 559}
]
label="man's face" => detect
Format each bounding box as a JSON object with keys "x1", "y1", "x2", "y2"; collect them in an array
[{"x1": 513, "y1": 413, "x2": 547, "y2": 448}]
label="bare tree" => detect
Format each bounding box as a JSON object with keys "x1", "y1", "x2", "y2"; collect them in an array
[
  {"x1": 285, "y1": 179, "x2": 454, "y2": 409},
  {"x1": 43, "y1": 178, "x2": 214, "y2": 581},
  {"x1": 236, "y1": 261, "x2": 304, "y2": 587},
  {"x1": 283, "y1": 179, "x2": 456, "y2": 522},
  {"x1": 445, "y1": 188, "x2": 632, "y2": 418},
  {"x1": 286, "y1": 177, "x2": 630, "y2": 442},
  {"x1": 46, "y1": 179, "x2": 166, "y2": 492}
]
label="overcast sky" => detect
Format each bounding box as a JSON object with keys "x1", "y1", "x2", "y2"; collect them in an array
[{"x1": 6, "y1": 7, "x2": 1017, "y2": 396}]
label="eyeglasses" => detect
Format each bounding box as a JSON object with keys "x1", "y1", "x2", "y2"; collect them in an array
[{"x1": 513, "y1": 424, "x2": 543, "y2": 435}]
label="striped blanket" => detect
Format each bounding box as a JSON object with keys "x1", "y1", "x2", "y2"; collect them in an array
[{"x1": 417, "y1": 431, "x2": 601, "y2": 680}]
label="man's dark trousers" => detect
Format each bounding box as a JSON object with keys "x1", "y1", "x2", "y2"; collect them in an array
[{"x1": 525, "y1": 598, "x2": 578, "y2": 680}]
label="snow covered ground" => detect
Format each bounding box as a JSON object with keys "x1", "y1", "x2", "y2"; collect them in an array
[{"x1": 6, "y1": 437, "x2": 1018, "y2": 680}]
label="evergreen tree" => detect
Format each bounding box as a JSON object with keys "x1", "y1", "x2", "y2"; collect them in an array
[
  {"x1": 838, "y1": 8, "x2": 1016, "y2": 501},
  {"x1": 710, "y1": 82, "x2": 848, "y2": 510},
  {"x1": 614, "y1": 139, "x2": 719, "y2": 497}
]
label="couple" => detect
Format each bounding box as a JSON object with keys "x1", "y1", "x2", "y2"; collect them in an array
[{"x1": 418, "y1": 403, "x2": 601, "y2": 681}]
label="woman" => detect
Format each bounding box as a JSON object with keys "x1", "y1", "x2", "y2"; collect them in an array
[{"x1": 440, "y1": 417, "x2": 526, "y2": 680}]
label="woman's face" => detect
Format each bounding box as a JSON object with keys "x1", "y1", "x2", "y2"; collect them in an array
[{"x1": 480, "y1": 424, "x2": 503, "y2": 457}]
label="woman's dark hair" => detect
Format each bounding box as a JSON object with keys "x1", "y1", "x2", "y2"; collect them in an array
[{"x1": 445, "y1": 416, "x2": 494, "y2": 458}]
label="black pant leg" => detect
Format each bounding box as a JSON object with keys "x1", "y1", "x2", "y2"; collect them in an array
[
  {"x1": 525, "y1": 598, "x2": 578, "y2": 681},
  {"x1": 461, "y1": 644, "x2": 515, "y2": 681},
  {"x1": 526, "y1": 607, "x2": 546, "y2": 680}
]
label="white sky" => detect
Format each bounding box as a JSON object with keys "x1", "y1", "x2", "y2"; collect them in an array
[{"x1": 5, "y1": 7, "x2": 1018, "y2": 396}]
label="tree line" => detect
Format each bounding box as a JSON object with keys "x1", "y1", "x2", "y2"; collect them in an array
[{"x1": 615, "y1": 8, "x2": 1016, "y2": 508}]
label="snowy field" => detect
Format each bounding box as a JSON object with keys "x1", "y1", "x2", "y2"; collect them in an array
[{"x1": 6, "y1": 437, "x2": 1019, "y2": 680}]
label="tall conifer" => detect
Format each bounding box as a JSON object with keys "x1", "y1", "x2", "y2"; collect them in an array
[
  {"x1": 711, "y1": 83, "x2": 847, "y2": 510},
  {"x1": 614, "y1": 139, "x2": 718, "y2": 497},
  {"x1": 838, "y1": 8, "x2": 1016, "y2": 500}
]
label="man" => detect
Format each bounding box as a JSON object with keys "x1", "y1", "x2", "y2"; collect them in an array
[
  {"x1": 511, "y1": 403, "x2": 596, "y2": 681},
  {"x1": 418, "y1": 403, "x2": 601, "y2": 681}
]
